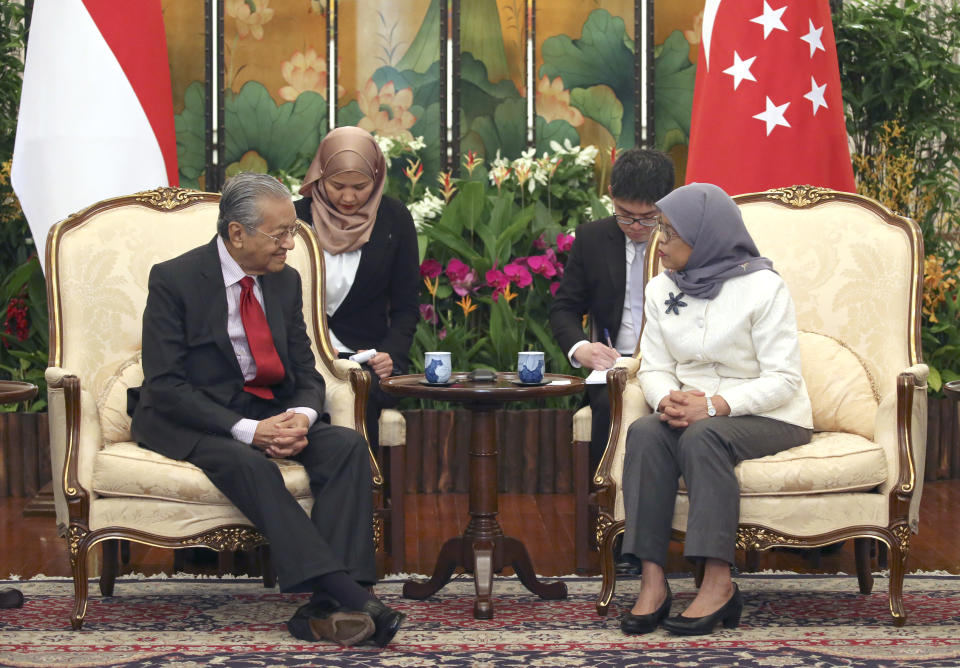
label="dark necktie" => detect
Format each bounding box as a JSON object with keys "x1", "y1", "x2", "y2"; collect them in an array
[{"x1": 239, "y1": 276, "x2": 285, "y2": 399}]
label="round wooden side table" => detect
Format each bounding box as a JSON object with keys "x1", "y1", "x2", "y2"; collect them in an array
[
  {"x1": 382, "y1": 371, "x2": 585, "y2": 619},
  {"x1": 0, "y1": 380, "x2": 37, "y2": 610}
]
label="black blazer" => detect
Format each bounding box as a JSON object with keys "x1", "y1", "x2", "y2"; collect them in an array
[
  {"x1": 549, "y1": 217, "x2": 628, "y2": 356},
  {"x1": 128, "y1": 237, "x2": 326, "y2": 460},
  {"x1": 295, "y1": 195, "x2": 419, "y2": 374}
]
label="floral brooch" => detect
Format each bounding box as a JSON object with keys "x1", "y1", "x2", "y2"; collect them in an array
[{"x1": 664, "y1": 291, "x2": 687, "y2": 315}]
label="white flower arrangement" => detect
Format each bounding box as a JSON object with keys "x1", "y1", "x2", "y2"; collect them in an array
[{"x1": 408, "y1": 188, "x2": 445, "y2": 231}]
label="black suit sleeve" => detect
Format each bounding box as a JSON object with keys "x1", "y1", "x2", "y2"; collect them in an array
[
  {"x1": 377, "y1": 201, "x2": 419, "y2": 373},
  {"x1": 139, "y1": 263, "x2": 244, "y2": 436},
  {"x1": 550, "y1": 232, "x2": 593, "y2": 356}
]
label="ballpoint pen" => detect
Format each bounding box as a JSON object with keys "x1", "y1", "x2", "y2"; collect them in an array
[{"x1": 603, "y1": 328, "x2": 614, "y2": 349}]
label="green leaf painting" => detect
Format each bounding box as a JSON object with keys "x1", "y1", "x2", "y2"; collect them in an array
[
  {"x1": 174, "y1": 82, "x2": 206, "y2": 188},
  {"x1": 654, "y1": 31, "x2": 696, "y2": 153}
]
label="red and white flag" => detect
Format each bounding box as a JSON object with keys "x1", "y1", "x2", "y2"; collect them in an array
[
  {"x1": 12, "y1": 0, "x2": 178, "y2": 270},
  {"x1": 685, "y1": 0, "x2": 856, "y2": 195}
]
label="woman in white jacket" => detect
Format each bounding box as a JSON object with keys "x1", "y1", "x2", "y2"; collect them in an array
[{"x1": 619, "y1": 183, "x2": 813, "y2": 637}]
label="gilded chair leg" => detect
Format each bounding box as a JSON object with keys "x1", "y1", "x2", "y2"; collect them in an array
[
  {"x1": 100, "y1": 539, "x2": 119, "y2": 597},
  {"x1": 573, "y1": 440, "x2": 591, "y2": 573},
  {"x1": 854, "y1": 538, "x2": 874, "y2": 594},
  {"x1": 596, "y1": 525, "x2": 621, "y2": 616},
  {"x1": 389, "y1": 444, "x2": 406, "y2": 572},
  {"x1": 887, "y1": 531, "x2": 910, "y2": 627},
  {"x1": 70, "y1": 534, "x2": 91, "y2": 630}
]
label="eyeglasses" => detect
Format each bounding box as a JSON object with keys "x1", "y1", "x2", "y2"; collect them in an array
[
  {"x1": 614, "y1": 212, "x2": 660, "y2": 228},
  {"x1": 656, "y1": 221, "x2": 679, "y2": 242},
  {"x1": 255, "y1": 222, "x2": 302, "y2": 247}
]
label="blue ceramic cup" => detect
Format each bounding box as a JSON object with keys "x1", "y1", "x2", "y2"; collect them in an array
[
  {"x1": 517, "y1": 351, "x2": 545, "y2": 384},
  {"x1": 424, "y1": 351, "x2": 452, "y2": 384}
]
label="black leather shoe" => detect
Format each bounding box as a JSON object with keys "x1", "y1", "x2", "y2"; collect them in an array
[
  {"x1": 360, "y1": 599, "x2": 406, "y2": 648},
  {"x1": 661, "y1": 583, "x2": 743, "y2": 636},
  {"x1": 620, "y1": 581, "x2": 671, "y2": 635},
  {"x1": 286, "y1": 600, "x2": 375, "y2": 647},
  {"x1": 0, "y1": 588, "x2": 24, "y2": 609}
]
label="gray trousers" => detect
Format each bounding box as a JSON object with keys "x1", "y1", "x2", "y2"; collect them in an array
[{"x1": 621, "y1": 414, "x2": 812, "y2": 566}]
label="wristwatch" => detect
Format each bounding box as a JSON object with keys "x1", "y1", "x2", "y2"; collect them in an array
[{"x1": 705, "y1": 396, "x2": 717, "y2": 417}]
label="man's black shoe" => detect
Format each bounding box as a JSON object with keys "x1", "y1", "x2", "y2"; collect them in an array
[{"x1": 360, "y1": 599, "x2": 406, "y2": 648}]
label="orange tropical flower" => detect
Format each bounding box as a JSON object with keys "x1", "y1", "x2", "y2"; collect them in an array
[
  {"x1": 536, "y1": 76, "x2": 584, "y2": 126},
  {"x1": 502, "y1": 283, "x2": 518, "y2": 303},
  {"x1": 423, "y1": 276, "x2": 439, "y2": 298},
  {"x1": 438, "y1": 171, "x2": 457, "y2": 202},
  {"x1": 225, "y1": 0, "x2": 274, "y2": 40},
  {"x1": 923, "y1": 254, "x2": 958, "y2": 323},
  {"x1": 456, "y1": 294, "x2": 478, "y2": 316},
  {"x1": 357, "y1": 79, "x2": 416, "y2": 141},
  {"x1": 463, "y1": 150, "x2": 483, "y2": 175},
  {"x1": 403, "y1": 158, "x2": 424, "y2": 188}
]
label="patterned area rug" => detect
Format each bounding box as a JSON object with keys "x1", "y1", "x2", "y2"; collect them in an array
[{"x1": 2, "y1": 575, "x2": 959, "y2": 667}]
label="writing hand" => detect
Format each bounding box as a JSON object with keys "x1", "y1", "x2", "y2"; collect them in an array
[{"x1": 573, "y1": 342, "x2": 620, "y2": 371}]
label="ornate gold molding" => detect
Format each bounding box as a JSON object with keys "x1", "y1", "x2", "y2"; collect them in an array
[
  {"x1": 134, "y1": 187, "x2": 209, "y2": 210},
  {"x1": 180, "y1": 527, "x2": 268, "y2": 552},
  {"x1": 67, "y1": 525, "x2": 88, "y2": 565},
  {"x1": 893, "y1": 524, "x2": 911, "y2": 554},
  {"x1": 736, "y1": 527, "x2": 804, "y2": 551},
  {"x1": 373, "y1": 515, "x2": 384, "y2": 551},
  {"x1": 595, "y1": 512, "x2": 615, "y2": 549},
  {"x1": 764, "y1": 185, "x2": 837, "y2": 208}
]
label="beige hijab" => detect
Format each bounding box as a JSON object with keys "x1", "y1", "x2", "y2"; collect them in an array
[{"x1": 299, "y1": 126, "x2": 387, "y2": 254}]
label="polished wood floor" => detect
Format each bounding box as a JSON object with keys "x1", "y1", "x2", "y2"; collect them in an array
[{"x1": 1, "y1": 481, "x2": 959, "y2": 579}]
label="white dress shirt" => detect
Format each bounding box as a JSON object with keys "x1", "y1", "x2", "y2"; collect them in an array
[
  {"x1": 639, "y1": 269, "x2": 813, "y2": 429},
  {"x1": 323, "y1": 248, "x2": 362, "y2": 353},
  {"x1": 216, "y1": 237, "x2": 318, "y2": 443},
  {"x1": 568, "y1": 238, "x2": 645, "y2": 367}
]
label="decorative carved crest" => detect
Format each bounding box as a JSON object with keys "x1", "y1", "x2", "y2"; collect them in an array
[
  {"x1": 67, "y1": 525, "x2": 88, "y2": 564},
  {"x1": 595, "y1": 512, "x2": 615, "y2": 549},
  {"x1": 373, "y1": 516, "x2": 384, "y2": 551},
  {"x1": 736, "y1": 527, "x2": 803, "y2": 550},
  {"x1": 893, "y1": 524, "x2": 911, "y2": 553},
  {"x1": 134, "y1": 187, "x2": 209, "y2": 210},
  {"x1": 181, "y1": 527, "x2": 268, "y2": 552},
  {"x1": 764, "y1": 185, "x2": 837, "y2": 208}
]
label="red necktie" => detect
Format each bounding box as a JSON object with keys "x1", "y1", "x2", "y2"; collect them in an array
[{"x1": 239, "y1": 276, "x2": 285, "y2": 399}]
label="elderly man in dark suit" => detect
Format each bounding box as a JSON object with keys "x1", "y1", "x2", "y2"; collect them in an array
[
  {"x1": 550, "y1": 149, "x2": 675, "y2": 471},
  {"x1": 128, "y1": 172, "x2": 403, "y2": 647}
]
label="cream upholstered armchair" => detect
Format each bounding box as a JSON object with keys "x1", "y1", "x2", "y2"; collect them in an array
[
  {"x1": 45, "y1": 187, "x2": 405, "y2": 630},
  {"x1": 592, "y1": 186, "x2": 928, "y2": 626}
]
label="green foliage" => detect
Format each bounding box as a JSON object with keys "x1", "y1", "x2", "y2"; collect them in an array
[
  {"x1": 0, "y1": 2, "x2": 25, "y2": 164},
  {"x1": 835, "y1": 0, "x2": 960, "y2": 253}
]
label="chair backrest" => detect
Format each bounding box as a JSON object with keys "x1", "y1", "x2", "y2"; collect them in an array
[
  {"x1": 46, "y1": 187, "x2": 336, "y2": 413},
  {"x1": 645, "y1": 186, "x2": 923, "y2": 436}
]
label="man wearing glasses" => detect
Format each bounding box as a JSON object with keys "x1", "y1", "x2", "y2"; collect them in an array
[
  {"x1": 128, "y1": 173, "x2": 403, "y2": 647},
  {"x1": 550, "y1": 148, "x2": 675, "y2": 474}
]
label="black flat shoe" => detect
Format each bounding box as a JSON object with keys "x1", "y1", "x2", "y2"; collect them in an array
[
  {"x1": 360, "y1": 599, "x2": 406, "y2": 648},
  {"x1": 620, "y1": 581, "x2": 671, "y2": 635},
  {"x1": 661, "y1": 583, "x2": 743, "y2": 636}
]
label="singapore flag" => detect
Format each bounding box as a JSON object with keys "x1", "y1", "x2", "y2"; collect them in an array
[
  {"x1": 685, "y1": 0, "x2": 856, "y2": 195},
  {"x1": 12, "y1": 0, "x2": 178, "y2": 270}
]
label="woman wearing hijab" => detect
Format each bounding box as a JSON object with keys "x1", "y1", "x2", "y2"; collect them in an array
[
  {"x1": 296, "y1": 126, "x2": 419, "y2": 450},
  {"x1": 619, "y1": 183, "x2": 813, "y2": 636}
]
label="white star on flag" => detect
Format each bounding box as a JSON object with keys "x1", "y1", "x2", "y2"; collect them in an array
[
  {"x1": 753, "y1": 96, "x2": 791, "y2": 135},
  {"x1": 800, "y1": 19, "x2": 826, "y2": 57},
  {"x1": 750, "y1": 1, "x2": 788, "y2": 39},
  {"x1": 803, "y1": 76, "x2": 828, "y2": 115},
  {"x1": 686, "y1": 0, "x2": 856, "y2": 194},
  {"x1": 723, "y1": 51, "x2": 757, "y2": 90}
]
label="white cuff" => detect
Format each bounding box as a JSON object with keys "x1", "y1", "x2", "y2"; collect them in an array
[
  {"x1": 231, "y1": 418, "x2": 258, "y2": 444},
  {"x1": 567, "y1": 340, "x2": 590, "y2": 368}
]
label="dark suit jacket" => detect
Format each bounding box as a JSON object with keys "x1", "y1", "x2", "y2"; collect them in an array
[
  {"x1": 128, "y1": 237, "x2": 326, "y2": 460},
  {"x1": 295, "y1": 195, "x2": 419, "y2": 374},
  {"x1": 549, "y1": 217, "x2": 629, "y2": 356}
]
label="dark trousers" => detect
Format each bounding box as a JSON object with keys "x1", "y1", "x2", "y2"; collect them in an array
[
  {"x1": 338, "y1": 354, "x2": 401, "y2": 452},
  {"x1": 621, "y1": 414, "x2": 812, "y2": 567},
  {"x1": 185, "y1": 398, "x2": 376, "y2": 592}
]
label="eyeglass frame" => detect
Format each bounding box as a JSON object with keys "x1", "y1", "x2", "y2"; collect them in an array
[
  {"x1": 254, "y1": 221, "x2": 303, "y2": 247},
  {"x1": 656, "y1": 220, "x2": 680, "y2": 242},
  {"x1": 614, "y1": 212, "x2": 661, "y2": 228}
]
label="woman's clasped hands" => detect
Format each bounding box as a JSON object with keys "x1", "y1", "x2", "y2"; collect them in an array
[{"x1": 657, "y1": 389, "x2": 728, "y2": 428}]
